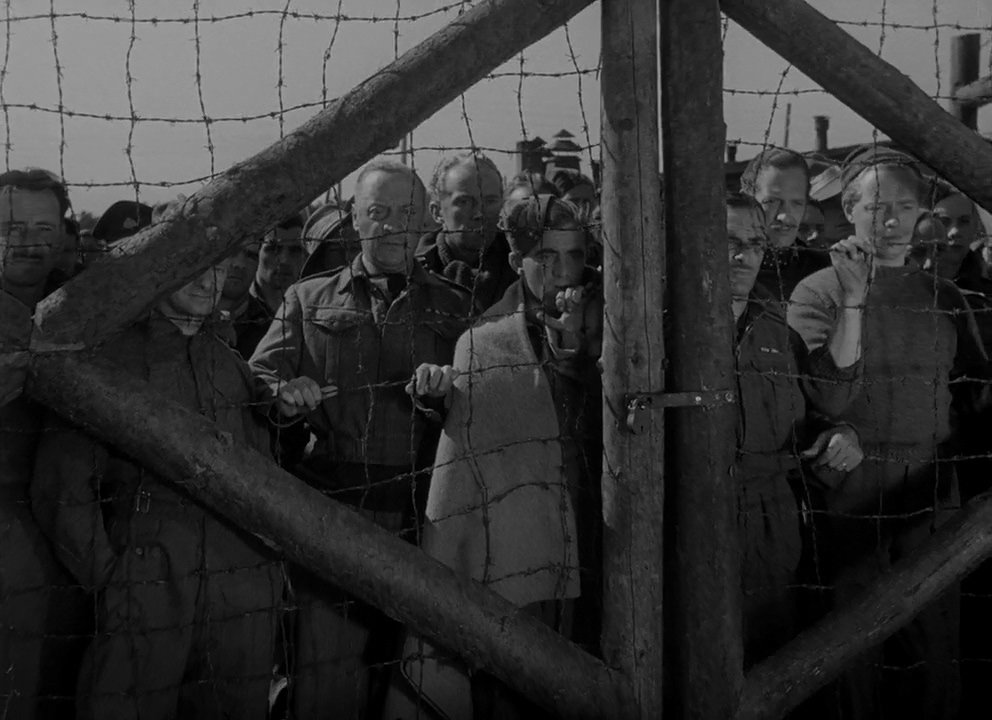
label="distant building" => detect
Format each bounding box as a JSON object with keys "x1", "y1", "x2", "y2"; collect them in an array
[{"x1": 513, "y1": 128, "x2": 601, "y2": 186}]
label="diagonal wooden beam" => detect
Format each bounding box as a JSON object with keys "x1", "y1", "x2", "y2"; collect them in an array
[
  {"x1": 734, "y1": 492, "x2": 992, "y2": 720},
  {"x1": 720, "y1": 0, "x2": 992, "y2": 214},
  {"x1": 33, "y1": 0, "x2": 595, "y2": 348},
  {"x1": 26, "y1": 348, "x2": 631, "y2": 719}
]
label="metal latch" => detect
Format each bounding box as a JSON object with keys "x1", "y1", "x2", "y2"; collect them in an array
[{"x1": 625, "y1": 390, "x2": 735, "y2": 434}]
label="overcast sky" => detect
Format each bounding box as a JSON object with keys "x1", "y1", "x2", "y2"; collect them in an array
[{"x1": 1, "y1": 0, "x2": 990, "y2": 214}]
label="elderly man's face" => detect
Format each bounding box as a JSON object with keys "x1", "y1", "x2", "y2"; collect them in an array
[
  {"x1": 0, "y1": 187, "x2": 64, "y2": 288},
  {"x1": 354, "y1": 170, "x2": 427, "y2": 274},
  {"x1": 431, "y1": 161, "x2": 503, "y2": 255}
]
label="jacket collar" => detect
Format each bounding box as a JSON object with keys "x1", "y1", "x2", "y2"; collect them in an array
[{"x1": 336, "y1": 251, "x2": 442, "y2": 297}]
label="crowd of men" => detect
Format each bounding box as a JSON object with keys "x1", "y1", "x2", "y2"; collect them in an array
[{"x1": 1, "y1": 143, "x2": 991, "y2": 720}]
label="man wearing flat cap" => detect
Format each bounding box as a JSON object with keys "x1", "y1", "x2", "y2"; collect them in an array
[
  {"x1": 788, "y1": 145, "x2": 992, "y2": 720},
  {"x1": 91, "y1": 199, "x2": 153, "y2": 245}
]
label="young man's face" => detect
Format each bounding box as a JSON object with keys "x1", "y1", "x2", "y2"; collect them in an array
[
  {"x1": 515, "y1": 226, "x2": 587, "y2": 312},
  {"x1": 0, "y1": 187, "x2": 64, "y2": 288},
  {"x1": 930, "y1": 194, "x2": 979, "y2": 279},
  {"x1": 257, "y1": 228, "x2": 304, "y2": 295},
  {"x1": 846, "y1": 166, "x2": 922, "y2": 265},
  {"x1": 161, "y1": 259, "x2": 230, "y2": 320},
  {"x1": 353, "y1": 169, "x2": 427, "y2": 275},
  {"x1": 727, "y1": 205, "x2": 766, "y2": 301},
  {"x1": 752, "y1": 166, "x2": 807, "y2": 249},
  {"x1": 430, "y1": 161, "x2": 503, "y2": 254},
  {"x1": 223, "y1": 239, "x2": 260, "y2": 302}
]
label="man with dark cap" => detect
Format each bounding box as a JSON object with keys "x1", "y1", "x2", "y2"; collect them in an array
[
  {"x1": 0, "y1": 167, "x2": 89, "y2": 719},
  {"x1": 91, "y1": 199, "x2": 153, "y2": 245},
  {"x1": 417, "y1": 151, "x2": 517, "y2": 314},
  {"x1": 741, "y1": 147, "x2": 831, "y2": 302},
  {"x1": 32, "y1": 246, "x2": 283, "y2": 719},
  {"x1": 788, "y1": 145, "x2": 992, "y2": 720},
  {"x1": 250, "y1": 160, "x2": 472, "y2": 720},
  {"x1": 299, "y1": 199, "x2": 361, "y2": 279}
]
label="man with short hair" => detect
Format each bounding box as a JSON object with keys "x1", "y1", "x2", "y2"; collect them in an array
[
  {"x1": 230, "y1": 214, "x2": 307, "y2": 360},
  {"x1": 250, "y1": 160, "x2": 472, "y2": 720},
  {"x1": 0, "y1": 167, "x2": 89, "y2": 719},
  {"x1": 724, "y1": 190, "x2": 867, "y2": 669},
  {"x1": 219, "y1": 238, "x2": 260, "y2": 316},
  {"x1": 32, "y1": 252, "x2": 284, "y2": 720},
  {"x1": 417, "y1": 151, "x2": 516, "y2": 313},
  {"x1": 789, "y1": 146, "x2": 992, "y2": 720},
  {"x1": 741, "y1": 147, "x2": 831, "y2": 300}
]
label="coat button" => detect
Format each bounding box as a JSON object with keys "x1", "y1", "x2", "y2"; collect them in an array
[{"x1": 134, "y1": 547, "x2": 144, "y2": 556}]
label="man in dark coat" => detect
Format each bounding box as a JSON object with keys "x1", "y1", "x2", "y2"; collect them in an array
[
  {"x1": 725, "y1": 191, "x2": 867, "y2": 668},
  {"x1": 32, "y1": 257, "x2": 283, "y2": 720}
]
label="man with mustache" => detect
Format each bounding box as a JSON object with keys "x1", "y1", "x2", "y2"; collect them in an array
[
  {"x1": 788, "y1": 146, "x2": 992, "y2": 720},
  {"x1": 742, "y1": 146, "x2": 831, "y2": 302},
  {"x1": 0, "y1": 168, "x2": 89, "y2": 718},
  {"x1": 417, "y1": 151, "x2": 517, "y2": 314},
  {"x1": 250, "y1": 160, "x2": 472, "y2": 720}
]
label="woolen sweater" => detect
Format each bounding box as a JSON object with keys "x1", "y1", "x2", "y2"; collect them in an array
[{"x1": 788, "y1": 265, "x2": 989, "y2": 451}]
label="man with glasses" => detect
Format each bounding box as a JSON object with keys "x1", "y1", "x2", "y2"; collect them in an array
[
  {"x1": 0, "y1": 167, "x2": 89, "y2": 718},
  {"x1": 250, "y1": 160, "x2": 472, "y2": 720}
]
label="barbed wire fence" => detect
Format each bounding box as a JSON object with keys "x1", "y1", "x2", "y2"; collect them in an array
[{"x1": 2, "y1": 0, "x2": 992, "y2": 719}]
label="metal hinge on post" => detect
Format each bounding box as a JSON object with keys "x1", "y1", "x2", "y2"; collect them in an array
[{"x1": 625, "y1": 390, "x2": 735, "y2": 434}]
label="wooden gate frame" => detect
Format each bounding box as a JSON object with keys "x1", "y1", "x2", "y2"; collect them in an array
[{"x1": 3, "y1": 0, "x2": 991, "y2": 717}]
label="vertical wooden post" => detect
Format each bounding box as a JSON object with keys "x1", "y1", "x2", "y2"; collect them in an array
[
  {"x1": 600, "y1": 0, "x2": 665, "y2": 716},
  {"x1": 951, "y1": 33, "x2": 981, "y2": 129},
  {"x1": 661, "y1": 0, "x2": 743, "y2": 717}
]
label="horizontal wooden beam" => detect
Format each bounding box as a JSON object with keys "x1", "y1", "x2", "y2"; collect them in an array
[
  {"x1": 954, "y1": 75, "x2": 992, "y2": 110},
  {"x1": 33, "y1": 0, "x2": 596, "y2": 348},
  {"x1": 720, "y1": 0, "x2": 992, "y2": 214},
  {"x1": 733, "y1": 493, "x2": 992, "y2": 720},
  {"x1": 26, "y1": 348, "x2": 630, "y2": 719}
]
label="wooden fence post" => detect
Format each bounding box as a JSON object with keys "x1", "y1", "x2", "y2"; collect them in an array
[
  {"x1": 661, "y1": 0, "x2": 743, "y2": 717},
  {"x1": 950, "y1": 34, "x2": 981, "y2": 129},
  {"x1": 600, "y1": 0, "x2": 665, "y2": 716}
]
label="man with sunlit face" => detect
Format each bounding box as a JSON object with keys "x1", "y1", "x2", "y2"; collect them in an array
[
  {"x1": 722, "y1": 192, "x2": 866, "y2": 670},
  {"x1": 789, "y1": 146, "x2": 992, "y2": 720},
  {"x1": 0, "y1": 168, "x2": 90, "y2": 718},
  {"x1": 32, "y1": 234, "x2": 282, "y2": 717},
  {"x1": 250, "y1": 159, "x2": 472, "y2": 720},
  {"x1": 741, "y1": 147, "x2": 830, "y2": 300},
  {"x1": 418, "y1": 151, "x2": 517, "y2": 313}
]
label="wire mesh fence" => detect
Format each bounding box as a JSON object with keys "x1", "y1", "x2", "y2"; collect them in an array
[{"x1": 1, "y1": 0, "x2": 992, "y2": 719}]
